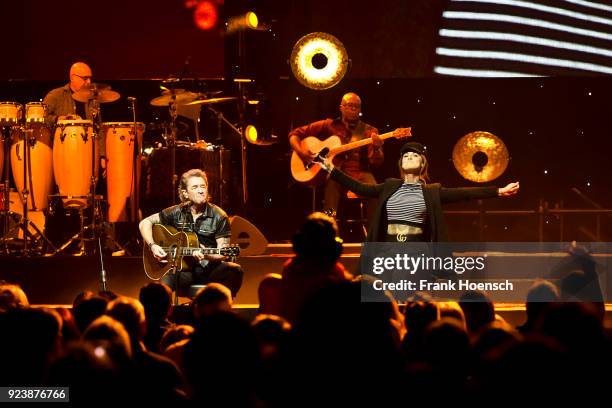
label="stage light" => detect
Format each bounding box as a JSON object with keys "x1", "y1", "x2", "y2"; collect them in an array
[
  {"x1": 227, "y1": 11, "x2": 260, "y2": 33},
  {"x1": 290, "y1": 32, "x2": 349, "y2": 90},
  {"x1": 246, "y1": 12, "x2": 259, "y2": 29},
  {"x1": 244, "y1": 99, "x2": 277, "y2": 146},
  {"x1": 245, "y1": 125, "x2": 258, "y2": 144},
  {"x1": 192, "y1": 1, "x2": 218, "y2": 30}
]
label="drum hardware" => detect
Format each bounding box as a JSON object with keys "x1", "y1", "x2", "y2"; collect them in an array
[
  {"x1": 49, "y1": 194, "x2": 124, "y2": 260},
  {"x1": 150, "y1": 88, "x2": 184, "y2": 206},
  {"x1": 12, "y1": 102, "x2": 54, "y2": 212},
  {"x1": 185, "y1": 96, "x2": 238, "y2": 106},
  {"x1": 1, "y1": 104, "x2": 22, "y2": 249},
  {"x1": 2, "y1": 125, "x2": 56, "y2": 255},
  {"x1": 127, "y1": 96, "x2": 141, "y2": 224},
  {"x1": 1, "y1": 101, "x2": 56, "y2": 255},
  {"x1": 56, "y1": 84, "x2": 125, "y2": 289},
  {"x1": 1, "y1": 122, "x2": 14, "y2": 253},
  {"x1": 72, "y1": 83, "x2": 120, "y2": 104},
  {"x1": 150, "y1": 89, "x2": 198, "y2": 107}
]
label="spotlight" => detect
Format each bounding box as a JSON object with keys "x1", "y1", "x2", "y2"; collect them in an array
[
  {"x1": 245, "y1": 125, "x2": 258, "y2": 144},
  {"x1": 193, "y1": 1, "x2": 218, "y2": 30},
  {"x1": 290, "y1": 32, "x2": 349, "y2": 90},
  {"x1": 227, "y1": 11, "x2": 260, "y2": 33},
  {"x1": 244, "y1": 98, "x2": 277, "y2": 146}
]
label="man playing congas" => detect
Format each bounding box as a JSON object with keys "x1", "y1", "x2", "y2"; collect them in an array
[
  {"x1": 43, "y1": 61, "x2": 109, "y2": 207},
  {"x1": 43, "y1": 61, "x2": 107, "y2": 164}
]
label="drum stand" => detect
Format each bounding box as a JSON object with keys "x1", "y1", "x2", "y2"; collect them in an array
[
  {"x1": 17, "y1": 128, "x2": 56, "y2": 255},
  {"x1": 0, "y1": 125, "x2": 55, "y2": 255},
  {"x1": 0, "y1": 125, "x2": 15, "y2": 254},
  {"x1": 51, "y1": 95, "x2": 125, "y2": 290},
  {"x1": 169, "y1": 93, "x2": 179, "y2": 206},
  {"x1": 88, "y1": 97, "x2": 111, "y2": 290},
  {"x1": 112, "y1": 97, "x2": 142, "y2": 254}
]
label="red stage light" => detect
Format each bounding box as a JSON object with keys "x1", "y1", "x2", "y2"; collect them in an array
[{"x1": 193, "y1": 1, "x2": 218, "y2": 30}]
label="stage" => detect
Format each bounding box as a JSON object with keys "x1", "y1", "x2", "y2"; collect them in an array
[{"x1": 3, "y1": 244, "x2": 611, "y2": 319}]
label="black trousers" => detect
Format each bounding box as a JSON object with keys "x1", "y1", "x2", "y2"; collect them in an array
[
  {"x1": 324, "y1": 172, "x2": 377, "y2": 222},
  {"x1": 162, "y1": 260, "x2": 243, "y2": 298}
]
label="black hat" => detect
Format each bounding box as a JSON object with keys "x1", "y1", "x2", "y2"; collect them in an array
[{"x1": 400, "y1": 142, "x2": 427, "y2": 156}]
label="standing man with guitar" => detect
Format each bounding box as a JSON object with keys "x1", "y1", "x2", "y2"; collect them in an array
[
  {"x1": 289, "y1": 92, "x2": 384, "y2": 220},
  {"x1": 139, "y1": 169, "x2": 243, "y2": 298}
]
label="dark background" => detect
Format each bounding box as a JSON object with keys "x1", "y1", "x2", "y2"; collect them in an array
[{"x1": 1, "y1": 0, "x2": 611, "y2": 242}]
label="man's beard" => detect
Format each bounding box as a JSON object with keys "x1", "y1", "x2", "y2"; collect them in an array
[{"x1": 345, "y1": 117, "x2": 358, "y2": 127}]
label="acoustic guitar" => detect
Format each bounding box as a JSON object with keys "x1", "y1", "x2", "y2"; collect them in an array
[
  {"x1": 290, "y1": 127, "x2": 412, "y2": 186},
  {"x1": 143, "y1": 224, "x2": 240, "y2": 280}
]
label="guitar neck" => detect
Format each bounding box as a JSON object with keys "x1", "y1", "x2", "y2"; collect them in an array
[
  {"x1": 160, "y1": 247, "x2": 221, "y2": 256},
  {"x1": 330, "y1": 130, "x2": 398, "y2": 156}
]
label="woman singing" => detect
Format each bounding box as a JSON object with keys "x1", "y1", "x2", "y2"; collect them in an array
[{"x1": 319, "y1": 142, "x2": 519, "y2": 242}]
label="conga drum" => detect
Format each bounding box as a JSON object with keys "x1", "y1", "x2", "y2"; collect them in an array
[
  {"x1": 102, "y1": 122, "x2": 144, "y2": 222},
  {"x1": 24, "y1": 102, "x2": 47, "y2": 124},
  {"x1": 0, "y1": 101, "x2": 22, "y2": 126},
  {"x1": 53, "y1": 119, "x2": 98, "y2": 208},
  {"x1": 10, "y1": 102, "x2": 54, "y2": 210},
  {"x1": 0, "y1": 129, "x2": 4, "y2": 180},
  {"x1": 0, "y1": 102, "x2": 22, "y2": 176},
  {"x1": 10, "y1": 128, "x2": 54, "y2": 211}
]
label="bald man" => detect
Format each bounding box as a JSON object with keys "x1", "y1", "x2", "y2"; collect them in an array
[
  {"x1": 43, "y1": 62, "x2": 93, "y2": 124},
  {"x1": 289, "y1": 92, "x2": 383, "y2": 221},
  {"x1": 43, "y1": 62, "x2": 106, "y2": 161}
]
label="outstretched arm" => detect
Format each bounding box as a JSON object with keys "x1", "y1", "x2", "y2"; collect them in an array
[
  {"x1": 320, "y1": 157, "x2": 384, "y2": 198},
  {"x1": 498, "y1": 182, "x2": 520, "y2": 196},
  {"x1": 440, "y1": 181, "x2": 519, "y2": 204}
]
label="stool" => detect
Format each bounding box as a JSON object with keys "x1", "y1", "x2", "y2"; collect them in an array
[
  {"x1": 189, "y1": 284, "x2": 207, "y2": 299},
  {"x1": 171, "y1": 270, "x2": 206, "y2": 305},
  {"x1": 338, "y1": 191, "x2": 368, "y2": 242}
]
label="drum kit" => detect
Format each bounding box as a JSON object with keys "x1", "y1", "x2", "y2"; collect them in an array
[
  {"x1": 0, "y1": 83, "x2": 143, "y2": 256},
  {"x1": 0, "y1": 80, "x2": 240, "y2": 257},
  {"x1": 146, "y1": 84, "x2": 236, "y2": 210}
]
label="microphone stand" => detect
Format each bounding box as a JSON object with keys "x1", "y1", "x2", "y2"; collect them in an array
[{"x1": 128, "y1": 97, "x2": 139, "y2": 223}]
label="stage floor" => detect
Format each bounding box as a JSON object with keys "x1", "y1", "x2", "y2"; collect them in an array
[{"x1": 2, "y1": 243, "x2": 610, "y2": 310}]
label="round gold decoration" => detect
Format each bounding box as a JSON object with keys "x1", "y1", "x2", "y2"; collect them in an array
[
  {"x1": 290, "y1": 32, "x2": 349, "y2": 90},
  {"x1": 452, "y1": 131, "x2": 509, "y2": 183}
]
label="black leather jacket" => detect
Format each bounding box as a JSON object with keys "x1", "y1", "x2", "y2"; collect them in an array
[{"x1": 158, "y1": 202, "x2": 231, "y2": 248}]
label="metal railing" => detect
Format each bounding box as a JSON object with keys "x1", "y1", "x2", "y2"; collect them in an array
[{"x1": 445, "y1": 199, "x2": 612, "y2": 241}]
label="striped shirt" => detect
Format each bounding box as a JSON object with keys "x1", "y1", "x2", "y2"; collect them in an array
[{"x1": 386, "y1": 183, "x2": 427, "y2": 225}]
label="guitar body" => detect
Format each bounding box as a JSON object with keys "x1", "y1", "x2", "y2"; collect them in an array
[
  {"x1": 290, "y1": 127, "x2": 412, "y2": 186},
  {"x1": 143, "y1": 224, "x2": 200, "y2": 280},
  {"x1": 290, "y1": 135, "x2": 343, "y2": 186}
]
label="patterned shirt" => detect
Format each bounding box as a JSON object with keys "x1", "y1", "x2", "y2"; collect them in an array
[{"x1": 386, "y1": 183, "x2": 426, "y2": 225}]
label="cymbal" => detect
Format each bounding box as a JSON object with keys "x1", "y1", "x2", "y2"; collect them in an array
[
  {"x1": 72, "y1": 83, "x2": 120, "y2": 103},
  {"x1": 150, "y1": 89, "x2": 198, "y2": 107},
  {"x1": 452, "y1": 131, "x2": 509, "y2": 183},
  {"x1": 185, "y1": 96, "x2": 237, "y2": 106}
]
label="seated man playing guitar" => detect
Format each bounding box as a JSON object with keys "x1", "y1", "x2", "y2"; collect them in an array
[
  {"x1": 289, "y1": 92, "x2": 383, "y2": 220},
  {"x1": 139, "y1": 169, "x2": 243, "y2": 298}
]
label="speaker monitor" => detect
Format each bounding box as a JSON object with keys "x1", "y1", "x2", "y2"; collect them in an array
[{"x1": 229, "y1": 215, "x2": 268, "y2": 256}]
